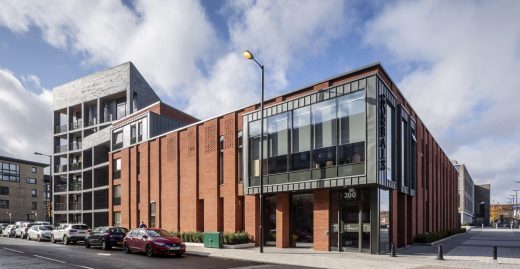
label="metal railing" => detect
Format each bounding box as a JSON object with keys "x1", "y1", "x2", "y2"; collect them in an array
[
  {"x1": 69, "y1": 162, "x2": 82, "y2": 171},
  {"x1": 70, "y1": 142, "x2": 82, "y2": 151},
  {"x1": 69, "y1": 182, "x2": 82, "y2": 191},
  {"x1": 69, "y1": 202, "x2": 81, "y2": 211},
  {"x1": 55, "y1": 165, "x2": 68, "y2": 173},
  {"x1": 69, "y1": 120, "x2": 82, "y2": 131},
  {"x1": 54, "y1": 145, "x2": 68, "y2": 153},
  {"x1": 54, "y1": 203, "x2": 66, "y2": 211},
  {"x1": 55, "y1": 124, "x2": 68, "y2": 133},
  {"x1": 54, "y1": 184, "x2": 67, "y2": 192}
]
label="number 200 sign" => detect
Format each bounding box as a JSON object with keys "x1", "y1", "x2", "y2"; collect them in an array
[{"x1": 344, "y1": 188, "x2": 357, "y2": 200}]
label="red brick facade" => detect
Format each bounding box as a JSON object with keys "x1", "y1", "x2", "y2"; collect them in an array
[{"x1": 109, "y1": 64, "x2": 459, "y2": 252}]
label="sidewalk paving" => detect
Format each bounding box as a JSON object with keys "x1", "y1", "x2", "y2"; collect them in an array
[{"x1": 186, "y1": 229, "x2": 520, "y2": 269}]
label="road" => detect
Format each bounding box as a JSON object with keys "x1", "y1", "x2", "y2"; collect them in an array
[{"x1": 0, "y1": 237, "x2": 315, "y2": 269}]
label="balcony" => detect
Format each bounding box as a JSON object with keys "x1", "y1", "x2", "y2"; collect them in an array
[
  {"x1": 55, "y1": 164, "x2": 68, "y2": 173},
  {"x1": 54, "y1": 184, "x2": 67, "y2": 193},
  {"x1": 69, "y1": 202, "x2": 81, "y2": 211},
  {"x1": 112, "y1": 142, "x2": 123, "y2": 151},
  {"x1": 70, "y1": 142, "x2": 82, "y2": 151},
  {"x1": 69, "y1": 162, "x2": 82, "y2": 171},
  {"x1": 54, "y1": 203, "x2": 66, "y2": 211},
  {"x1": 70, "y1": 120, "x2": 82, "y2": 131},
  {"x1": 54, "y1": 145, "x2": 68, "y2": 153},
  {"x1": 69, "y1": 182, "x2": 82, "y2": 191},
  {"x1": 55, "y1": 124, "x2": 68, "y2": 134}
]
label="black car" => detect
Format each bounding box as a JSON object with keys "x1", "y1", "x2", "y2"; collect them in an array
[{"x1": 85, "y1": 226, "x2": 128, "y2": 250}]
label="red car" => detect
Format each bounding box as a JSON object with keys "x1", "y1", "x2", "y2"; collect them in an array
[{"x1": 123, "y1": 228, "x2": 185, "y2": 257}]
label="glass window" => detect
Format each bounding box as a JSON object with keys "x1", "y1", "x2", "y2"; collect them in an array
[
  {"x1": 137, "y1": 122, "x2": 143, "y2": 142},
  {"x1": 401, "y1": 119, "x2": 406, "y2": 186},
  {"x1": 113, "y1": 185, "x2": 121, "y2": 206},
  {"x1": 114, "y1": 212, "x2": 121, "y2": 226},
  {"x1": 411, "y1": 126, "x2": 417, "y2": 190},
  {"x1": 337, "y1": 91, "x2": 366, "y2": 168},
  {"x1": 312, "y1": 99, "x2": 337, "y2": 169},
  {"x1": 0, "y1": 186, "x2": 9, "y2": 195},
  {"x1": 248, "y1": 120, "x2": 267, "y2": 179},
  {"x1": 27, "y1": 178, "x2": 36, "y2": 184},
  {"x1": 386, "y1": 104, "x2": 393, "y2": 181},
  {"x1": 0, "y1": 199, "x2": 8, "y2": 208},
  {"x1": 267, "y1": 112, "x2": 288, "y2": 174},
  {"x1": 219, "y1": 136, "x2": 224, "y2": 184},
  {"x1": 291, "y1": 107, "x2": 311, "y2": 171},
  {"x1": 31, "y1": 189, "x2": 37, "y2": 198},
  {"x1": 292, "y1": 193, "x2": 314, "y2": 244},
  {"x1": 238, "y1": 131, "x2": 243, "y2": 182},
  {"x1": 32, "y1": 202, "x2": 37, "y2": 210},
  {"x1": 379, "y1": 189, "x2": 390, "y2": 253},
  {"x1": 32, "y1": 167, "x2": 37, "y2": 173},
  {"x1": 149, "y1": 203, "x2": 156, "y2": 228},
  {"x1": 116, "y1": 101, "x2": 126, "y2": 120}
]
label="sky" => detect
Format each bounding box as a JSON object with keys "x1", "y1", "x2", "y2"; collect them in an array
[{"x1": 0, "y1": 0, "x2": 519, "y2": 204}]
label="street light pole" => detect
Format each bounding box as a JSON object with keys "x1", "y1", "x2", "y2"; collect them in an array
[
  {"x1": 35, "y1": 152, "x2": 52, "y2": 224},
  {"x1": 243, "y1": 50, "x2": 265, "y2": 253}
]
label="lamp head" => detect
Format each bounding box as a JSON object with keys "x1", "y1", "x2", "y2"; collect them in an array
[{"x1": 242, "y1": 50, "x2": 254, "y2": 60}]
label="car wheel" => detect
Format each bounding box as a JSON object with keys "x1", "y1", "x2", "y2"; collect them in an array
[
  {"x1": 37, "y1": 235, "x2": 41, "y2": 242},
  {"x1": 101, "y1": 240, "x2": 108, "y2": 250},
  {"x1": 123, "y1": 243, "x2": 131, "y2": 254},
  {"x1": 27, "y1": 234, "x2": 31, "y2": 241},
  {"x1": 146, "y1": 244, "x2": 154, "y2": 257},
  {"x1": 85, "y1": 240, "x2": 90, "y2": 248},
  {"x1": 63, "y1": 235, "x2": 69, "y2": 245}
]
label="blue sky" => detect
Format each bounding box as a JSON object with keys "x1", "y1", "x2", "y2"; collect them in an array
[{"x1": 0, "y1": 0, "x2": 519, "y2": 203}]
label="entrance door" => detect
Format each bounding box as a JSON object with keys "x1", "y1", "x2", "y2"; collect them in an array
[
  {"x1": 341, "y1": 204, "x2": 360, "y2": 251},
  {"x1": 334, "y1": 189, "x2": 371, "y2": 252}
]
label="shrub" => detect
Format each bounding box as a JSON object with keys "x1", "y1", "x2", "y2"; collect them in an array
[
  {"x1": 223, "y1": 231, "x2": 250, "y2": 245},
  {"x1": 170, "y1": 231, "x2": 204, "y2": 243},
  {"x1": 413, "y1": 227, "x2": 466, "y2": 243}
]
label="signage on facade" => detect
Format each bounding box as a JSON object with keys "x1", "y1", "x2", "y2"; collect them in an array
[{"x1": 344, "y1": 188, "x2": 358, "y2": 200}]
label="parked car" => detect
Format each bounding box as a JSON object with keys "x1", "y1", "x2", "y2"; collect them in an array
[
  {"x1": 27, "y1": 225, "x2": 54, "y2": 242},
  {"x1": 2, "y1": 224, "x2": 16, "y2": 237},
  {"x1": 51, "y1": 223, "x2": 90, "y2": 245},
  {"x1": 123, "y1": 228, "x2": 185, "y2": 257},
  {"x1": 33, "y1": 221, "x2": 51, "y2": 226},
  {"x1": 15, "y1": 222, "x2": 36, "y2": 239},
  {"x1": 0, "y1": 223, "x2": 9, "y2": 233},
  {"x1": 85, "y1": 226, "x2": 128, "y2": 250}
]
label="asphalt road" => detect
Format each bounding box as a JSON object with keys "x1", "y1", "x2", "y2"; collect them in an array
[{"x1": 0, "y1": 237, "x2": 314, "y2": 269}]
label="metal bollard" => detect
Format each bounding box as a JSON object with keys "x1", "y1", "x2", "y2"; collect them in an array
[
  {"x1": 493, "y1": 246, "x2": 497, "y2": 260},
  {"x1": 390, "y1": 242, "x2": 396, "y2": 257},
  {"x1": 437, "y1": 244, "x2": 444, "y2": 260}
]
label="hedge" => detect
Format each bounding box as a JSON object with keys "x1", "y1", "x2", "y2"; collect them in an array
[
  {"x1": 223, "y1": 231, "x2": 250, "y2": 245},
  {"x1": 413, "y1": 227, "x2": 467, "y2": 243},
  {"x1": 171, "y1": 231, "x2": 204, "y2": 243}
]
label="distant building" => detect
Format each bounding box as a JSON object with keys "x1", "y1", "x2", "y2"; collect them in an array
[
  {"x1": 0, "y1": 155, "x2": 48, "y2": 223},
  {"x1": 453, "y1": 161, "x2": 475, "y2": 225},
  {"x1": 474, "y1": 183, "x2": 491, "y2": 225}
]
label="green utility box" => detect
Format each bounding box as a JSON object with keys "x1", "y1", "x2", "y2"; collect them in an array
[{"x1": 204, "y1": 232, "x2": 223, "y2": 248}]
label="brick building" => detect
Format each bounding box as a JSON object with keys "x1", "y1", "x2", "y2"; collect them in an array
[{"x1": 106, "y1": 62, "x2": 459, "y2": 254}]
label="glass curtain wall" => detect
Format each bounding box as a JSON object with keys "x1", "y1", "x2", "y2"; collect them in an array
[
  {"x1": 248, "y1": 119, "x2": 267, "y2": 186},
  {"x1": 312, "y1": 99, "x2": 337, "y2": 169},
  {"x1": 338, "y1": 90, "x2": 366, "y2": 176},
  {"x1": 291, "y1": 107, "x2": 311, "y2": 171},
  {"x1": 267, "y1": 112, "x2": 289, "y2": 174},
  {"x1": 386, "y1": 104, "x2": 393, "y2": 181},
  {"x1": 379, "y1": 189, "x2": 390, "y2": 253}
]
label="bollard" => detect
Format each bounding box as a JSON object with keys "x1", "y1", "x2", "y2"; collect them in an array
[
  {"x1": 493, "y1": 246, "x2": 497, "y2": 260},
  {"x1": 390, "y1": 242, "x2": 396, "y2": 257},
  {"x1": 482, "y1": 223, "x2": 484, "y2": 229},
  {"x1": 437, "y1": 244, "x2": 444, "y2": 260}
]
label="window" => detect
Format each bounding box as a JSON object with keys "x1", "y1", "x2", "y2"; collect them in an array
[
  {"x1": 130, "y1": 125, "x2": 136, "y2": 143},
  {"x1": 113, "y1": 131, "x2": 123, "y2": 149},
  {"x1": 32, "y1": 202, "x2": 37, "y2": 210},
  {"x1": 248, "y1": 119, "x2": 266, "y2": 179},
  {"x1": 291, "y1": 107, "x2": 311, "y2": 171},
  {"x1": 0, "y1": 186, "x2": 8, "y2": 195},
  {"x1": 116, "y1": 100, "x2": 126, "y2": 120},
  {"x1": 337, "y1": 91, "x2": 366, "y2": 172},
  {"x1": 401, "y1": 119, "x2": 406, "y2": 186},
  {"x1": 32, "y1": 167, "x2": 37, "y2": 173},
  {"x1": 137, "y1": 121, "x2": 143, "y2": 142},
  {"x1": 386, "y1": 104, "x2": 394, "y2": 181},
  {"x1": 219, "y1": 136, "x2": 225, "y2": 185},
  {"x1": 113, "y1": 159, "x2": 121, "y2": 179},
  {"x1": 411, "y1": 122, "x2": 417, "y2": 190},
  {"x1": 149, "y1": 202, "x2": 156, "y2": 228},
  {"x1": 0, "y1": 200, "x2": 8, "y2": 208},
  {"x1": 114, "y1": 212, "x2": 121, "y2": 226},
  {"x1": 0, "y1": 162, "x2": 20, "y2": 182},
  {"x1": 32, "y1": 189, "x2": 37, "y2": 198},
  {"x1": 267, "y1": 112, "x2": 288, "y2": 174},
  {"x1": 238, "y1": 131, "x2": 243, "y2": 182},
  {"x1": 113, "y1": 185, "x2": 121, "y2": 205},
  {"x1": 312, "y1": 99, "x2": 337, "y2": 169},
  {"x1": 27, "y1": 178, "x2": 36, "y2": 184}
]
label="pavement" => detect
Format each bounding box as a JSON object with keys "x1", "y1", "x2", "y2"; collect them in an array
[{"x1": 1, "y1": 228, "x2": 519, "y2": 269}]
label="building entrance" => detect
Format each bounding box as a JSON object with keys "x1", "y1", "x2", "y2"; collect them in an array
[{"x1": 331, "y1": 188, "x2": 371, "y2": 252}]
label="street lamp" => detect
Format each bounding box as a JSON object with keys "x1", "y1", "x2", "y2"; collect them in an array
[
  {"x1": 243, "y1": 50, "x2": 265, "y2": 253},
  {"x1": 35, "y1": 152, "x2": 52, "y2": 224},
  {"x1": 6, "y1": 212, "x2": 11, "y2": 224}
]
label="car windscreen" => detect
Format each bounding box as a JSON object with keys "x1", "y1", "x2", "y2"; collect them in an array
[
  {"x1": 109, "y1": 227, "x2": 128, "y2": 234},
  {"x1": 40, "y1": 226, "x2": 53, "y2": 231},
  {"x1": 146, "y1": 229, "x2": 171, "y2": 237},
  {"x1": 71, "y1": 225, "x2": 89, "y2": 230}
]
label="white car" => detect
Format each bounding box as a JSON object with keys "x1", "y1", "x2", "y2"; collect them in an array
[
  {"x1": 27, "y1": 225, "x2": 54, "y2": 242},
  {"x1": 51, "y1": 223, "x2": 90, "y2": 245},
  {"x1": 2, "y1": 224, "x2": 16, "y2": 237},
  {"x1": 34, "y1": 221, "x2": 51, "y2": 226},
  {"x1": 15, "y1": 222, "x2": 35, "y2": 239}
]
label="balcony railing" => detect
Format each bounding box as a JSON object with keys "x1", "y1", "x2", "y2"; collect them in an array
[
  {"x1": 70, "y1": 142, "x2": 82, "y2": 151},
  {"x1": 55, "y1": 164, "x2": 68, "y2": 173},
  {"x1": 55, "y1": 124, "x2": 68, "y2": 134},
  {"x1": 54, "y1": 184, "x2": 67, "y2": 192},
  {"x1": 54, "y1": 203, "x2": 66, "y2": 211},
  {"x1": 69, "y1": 182, "x2": 82, "y2": 191},
  {"x1": 70, "y1": 120, "x2": 82, "y2": 131},
  {"x1": 69, "y1": 202, "x2": 81, "y2": 211},
  {"x1": 113, "y1": 170, "x2": 121, "y2": 179},
  {"x1": 55, "y1": 145, "x2": 68, "y2": 153},
  {"x1": 113, "y1": 142, "x2": 123, "y2": 151},
  {"x1": 69, "y1": 162, "x2": 82, "y2": 171}
]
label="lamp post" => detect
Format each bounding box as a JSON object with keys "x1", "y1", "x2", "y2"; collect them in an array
[
  {"x1": 34, "y1": 152, "x2": 52, "y2": 224},
  {"x1": 6, "y1": 212, "x2": 11, "y2": 224},
  {"x1": 243, "y1": 50, "x2": 265, "y2": 253}
]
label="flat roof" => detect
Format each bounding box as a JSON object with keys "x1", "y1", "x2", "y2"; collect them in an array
[{"x1": 0, "y1": 155, "x2": 48, "y2": 167}]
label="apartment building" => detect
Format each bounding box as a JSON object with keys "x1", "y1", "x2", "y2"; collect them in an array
[
  {"x1": 453, "y1": 161, "x2": 475, "y2": 225},
  {"x1": 0, "y1": 155, "x2": 48, "y2": 223},
  {"x1": 108, "y1": 63, "x2": 459, "y2": 254},
  {"x1": 51, "y1": 62, "x2": 198, "y2": 227}
]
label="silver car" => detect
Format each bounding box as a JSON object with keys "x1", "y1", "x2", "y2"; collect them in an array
[
  {"x1": 2, "y1": 224, "x2": 16, "y2": 237},
  {"x1": 27, "y1": 225, "x2": 54, "y2": 242}
]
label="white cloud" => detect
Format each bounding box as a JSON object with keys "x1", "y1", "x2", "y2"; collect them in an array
[
  {"x1": 0, "y1": 68, "x2": 52, "y2": 162},
  {"x1": 365, "y1": 1, "x2": 520, "y2": 201}
]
